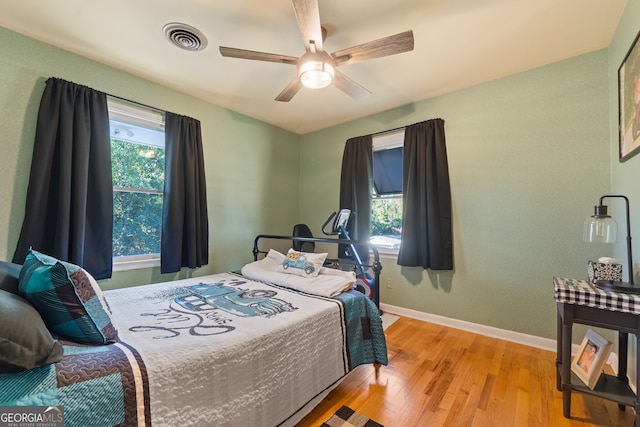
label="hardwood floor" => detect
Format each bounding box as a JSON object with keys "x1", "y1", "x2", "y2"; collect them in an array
[{"x1": 295, "y1": 315, "x2": 635, "y2": 427}]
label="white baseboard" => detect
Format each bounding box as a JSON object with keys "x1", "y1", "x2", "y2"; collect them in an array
[{"x1": 380, "y1": 303, "x2": 620, "y2": 375}]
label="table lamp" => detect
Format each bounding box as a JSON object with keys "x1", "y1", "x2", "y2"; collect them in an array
[{"x1": 584, "y1": 194, "x2": 638, "y2": 292}]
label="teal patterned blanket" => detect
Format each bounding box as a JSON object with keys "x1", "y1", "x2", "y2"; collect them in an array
[
  {"x1": 0, "y1": 340, "x2": 149, "y2": 426},
  {"x1": 334, "y1": 289, "x2": 388, "y2": 369}
]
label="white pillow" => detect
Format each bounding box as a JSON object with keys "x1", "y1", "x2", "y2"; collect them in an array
[
  {"x1": 266, "y1": 248, "x2": 285, "y2": 264},
  {"x1": 277, "y1": 248, "x2": 327, "y2": 278}
]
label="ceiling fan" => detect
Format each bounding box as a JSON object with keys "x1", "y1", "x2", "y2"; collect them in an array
[{"x1": 218, "y1": 0, "x2": 414, "y2": 102}]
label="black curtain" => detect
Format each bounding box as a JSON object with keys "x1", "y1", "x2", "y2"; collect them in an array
[
  {"x1": 339, "y1": 135, "x2": 373, "y2": 260},
  {"x1": 397, "y1": 119, "x2": 453, "y2": 269},
  {"x1": 161, "y1": 112, "x2": 209, "y2": 273},
  {"x1": 13, "y1": 78, "x2": 113, "y2": 279}
]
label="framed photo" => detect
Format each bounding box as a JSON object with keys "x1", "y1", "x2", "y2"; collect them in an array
[
  {"x1": 619, "y1": 28, "x2": 640, "y2": 162},
  {"x1": 571, "y1": 329, "x2": 613, "y2": 390}
]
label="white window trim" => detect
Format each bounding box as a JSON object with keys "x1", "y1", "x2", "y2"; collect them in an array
[
  {"x1": 373, "y1": 130, "x2": 404, "y2": 151},
  {"x1": 112, "y1": 254, "x2": 160, "y2": 272},
  {"x1": 108, "y1": 99, "x2": 164, "y2": 131},
  {"x1": 108, "y1": 96, "x2": 165, "y2": 271},
  {"x1": 371, "y1": 130, "x2": 404, "y2": 257},
  {"x1": 376, "y1": 248, "x2": 401, "y2": 259}
]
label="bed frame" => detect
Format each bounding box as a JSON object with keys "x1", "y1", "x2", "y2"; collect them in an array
[
  {"x1": 252, "y1": 234, "x2": 383, "y2": 308},
  {"x1": 1, "y1": 240, "x2": 388, "y2": 427}
]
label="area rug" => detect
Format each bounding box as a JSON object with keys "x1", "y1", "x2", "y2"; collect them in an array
[
  {"x1": 381, "y1": 312, "x2": 399, "y2": 331},
  {"x1": 319, "y1": 406, "x2": 384, "y2": 427}
]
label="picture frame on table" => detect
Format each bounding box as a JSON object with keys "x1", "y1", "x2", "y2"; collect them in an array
[
  {"x1": 571, "y1": 329, "x2": 613, "y2": 390},
  {"x1": 619, "y1": 27, "x2": 640, "y2": 162}
]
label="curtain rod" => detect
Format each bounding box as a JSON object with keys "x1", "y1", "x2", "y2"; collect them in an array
[
  {"x1": 370, "y1": 118, "x2": 443, "y2": 137},
  {"x1": 49, "y1": 78, "x2": 166, "y2": 115},
  {"x1": 107, "y1": 93, "x2": 168, "y2": 116},
  {"x1": 371, "y1": 125, "x2": 407, "y2": 137}
]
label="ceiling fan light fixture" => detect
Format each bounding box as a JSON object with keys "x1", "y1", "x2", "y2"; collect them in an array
[
  {"x1": 218, "y1": 0, "x2": 414, "y2": 101},
  {"x1": 299, "y1": 60, "x2": 334, "y2": 89}
]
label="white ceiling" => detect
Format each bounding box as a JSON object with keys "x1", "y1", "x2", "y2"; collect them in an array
[{"x1": 0, "y1": 0, "x2": 627, "y2": 134}]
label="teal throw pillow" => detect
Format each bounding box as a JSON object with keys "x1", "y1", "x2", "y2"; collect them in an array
[{"x1": 18, "y1": 249, "x2": 117, "y2": 345}]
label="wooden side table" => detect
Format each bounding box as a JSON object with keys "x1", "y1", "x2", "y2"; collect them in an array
[{"x1": 555, "y1": 277, "x2": 640, "y2": 427}]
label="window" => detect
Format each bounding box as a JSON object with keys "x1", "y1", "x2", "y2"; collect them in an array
[
  {"x1": 108, "y1": 98, "x2": 165, "y2": 270},
  {"x1": 371, "y1": 130, "x2": 404, "y2": 253}
]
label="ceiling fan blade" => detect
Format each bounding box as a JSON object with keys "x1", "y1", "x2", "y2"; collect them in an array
[
  {"x1": 292, "y1": 0, "x2": 324, "y2": 52},
  {"x1": 333, "y1": 70, "x2": 371, "y2": 101},
  {"x1": 219, "y1": 46, "x2": 298, "y2": 65},
  {"x1": 331, "y1": 30, "x2": 414, "y2": 66},
  {"x1": 275, "y1": 77, "x2": 303, "y2": 102}
]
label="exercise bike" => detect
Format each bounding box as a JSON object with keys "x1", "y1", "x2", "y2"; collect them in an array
[{"x1": 321, "y1": 209, "x2": 376, "y2": 300}]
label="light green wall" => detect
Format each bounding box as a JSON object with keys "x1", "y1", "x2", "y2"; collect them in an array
[
  {"x1": 609, "y1": 0, "x2": 640, "y2": 272},
  {"x1": 0, "y1": 26, "x2": 300, "y2": 290},
  {"x1": 300, "y1": 50, "x2": 611, "y2": 340},
  {"x1": 608, "y1": 0, "x2": 640, "y2": 380}
]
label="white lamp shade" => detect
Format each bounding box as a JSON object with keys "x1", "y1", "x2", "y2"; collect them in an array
[{"x1": 584, "y1": 215, "x2": 617, "y2": 243}]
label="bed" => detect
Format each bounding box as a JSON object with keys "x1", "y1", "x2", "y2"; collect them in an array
[{"x1": 0, "y1": 236, "x2": 387, "y2": 427}]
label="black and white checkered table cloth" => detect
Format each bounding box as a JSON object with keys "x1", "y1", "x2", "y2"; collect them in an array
[{"x1": 554, "y1": 277, "x2": 640, "y2": 315}]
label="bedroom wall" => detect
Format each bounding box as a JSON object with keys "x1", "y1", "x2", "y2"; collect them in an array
[
  {"x1": 298, "y1": 49, "x2": 612, "y2": 341},
  {"x1": 0, "y1": 26, "x2": 301, "y2": 290},
  {"x1": 607, "y1": 0, "x2": 640, "y2": 386}
]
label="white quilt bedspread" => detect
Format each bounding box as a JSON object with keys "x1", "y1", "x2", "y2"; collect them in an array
[{"x1": 105, "y1": 273, "x2": 348, "y2": 427}]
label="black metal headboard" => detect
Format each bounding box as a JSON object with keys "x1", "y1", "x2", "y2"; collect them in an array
[{"x1": 252, "y1": 235, "x2": 383, "y2": 308}]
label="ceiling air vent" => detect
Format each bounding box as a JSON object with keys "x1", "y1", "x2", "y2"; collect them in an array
[{"x1": 163, "y1": 23, "x2": 208, "y2": 51}]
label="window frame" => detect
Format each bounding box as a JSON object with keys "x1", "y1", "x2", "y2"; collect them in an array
[
  {"x1": 371, "y1": 130, "x2": 404, "y2": 257},
  {"x1": 108, "y1": 98, "x2": 165, "y2": 271}
]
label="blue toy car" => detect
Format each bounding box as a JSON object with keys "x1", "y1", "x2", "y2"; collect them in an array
[{"x1": 282, "y1": 254, "x2": 315, "y2": 275}]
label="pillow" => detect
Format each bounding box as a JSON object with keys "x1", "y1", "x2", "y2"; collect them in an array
[
  {"x1": 277, "y1": 248, "x2": 327, "y2": 278},
  {"x1": 19, "y1": 249, "x2": 117, "y2": 345},
  {"x1": 265, "y1": 248, "x2": 286, "y2": 264},
  {"x1": 0, "y1": 261, "x2": 21, "y2": 295},
  {"x1": 0, "y1": 289, "x2": 64, "y2": 372}
]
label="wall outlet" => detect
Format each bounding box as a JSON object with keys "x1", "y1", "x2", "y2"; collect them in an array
[{"x1": 386, "y1": 280, "x2": 392, "y2": 289}]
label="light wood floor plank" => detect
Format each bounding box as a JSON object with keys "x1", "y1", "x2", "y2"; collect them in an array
[{"x1": 295, "y1": 316, "x2": 636, "y2": 427}]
